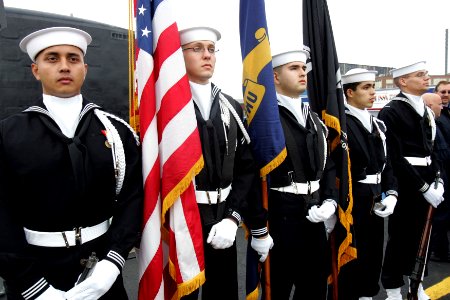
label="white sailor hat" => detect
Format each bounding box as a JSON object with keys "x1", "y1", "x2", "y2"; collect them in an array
[
  {"x1": 19, "y1": 27, "x2": 92, "y2": 62},
  {"x1": 391, "y1": 61, "x2": 427, "y2": 78},
  {"x1": 341, "y1": 68, "x2": 378, "y2": 84},
  {"x1": 179, "y1": 26, "x2": 221, "y2": 45},
  {"x1": 272, "y1": 49, "x2": 309, "y2": 68}
]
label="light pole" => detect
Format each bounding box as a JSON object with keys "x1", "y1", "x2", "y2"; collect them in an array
[{"x1": 445, "y1": 29, "x2": 448, "y2": 75}]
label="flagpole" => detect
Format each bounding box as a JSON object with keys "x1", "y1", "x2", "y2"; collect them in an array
[
  {"x1": 128, "y1": 0, "x2": 136, "y2": 131},
  {"x1": 261, "y1": 176, "x2": 271, "y2": 300},
  {"x1": 330, "y1": 230, "x2": 338, "y2": 299}
]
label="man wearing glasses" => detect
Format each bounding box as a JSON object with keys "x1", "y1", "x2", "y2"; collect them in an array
[
  {"x1": 428, "y1": 81, "x2": 450, "y2": 264},
  {"x1": 378, "y1": 62, "x2": 444, "y2": 300},
  {"x1": 179, "y1": 26, "x2": 271, "y2": 300},
  {"x1": 435, "y1": 80, "x2": 450, "y2": 108}
]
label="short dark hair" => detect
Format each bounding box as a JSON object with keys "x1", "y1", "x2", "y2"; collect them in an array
[
  {"x1": 435, "y1": 80, "x2": 450, "y2": 92},
  {"x1": 342, "y1": 82, "x2": 360, "y2": 99},
  {"x1": 273, "y1": 65, "x2": 282, "y2": 73}
]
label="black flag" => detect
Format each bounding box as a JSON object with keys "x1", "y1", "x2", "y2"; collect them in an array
[{"x1": 303, "y1": 0, "x2": 357, "y2": 278}]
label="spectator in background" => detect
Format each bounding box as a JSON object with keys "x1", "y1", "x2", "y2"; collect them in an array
[
  {"x1": 423, "y1": 93, "x2": 443, "y2": 118},
  {"x1": 435, "y1": 80, "x2": 450, "y2": 107},
  {"x1": 427, "y1": 83, "x2": 450, "y2": 263}
]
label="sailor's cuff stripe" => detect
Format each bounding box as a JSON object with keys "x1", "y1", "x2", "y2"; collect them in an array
[
  {"x1": 106, "y1": 250, "x2": 125, "y2": 269},
  {"x1": 230, "y1": 211, "x2": 242, "y2": 224},
  {"x1": 251, "y1": 227, "x2": 268, "y2": 238},
  {"x1": 420, "y1": 183, "x2": 430, "y2": 193},
  {"x1": 385, "y1": 190, "x2": 399, "y2": 198},
  {"x1": 22, "y1": 278, "x2": 49, "y2": 300}
]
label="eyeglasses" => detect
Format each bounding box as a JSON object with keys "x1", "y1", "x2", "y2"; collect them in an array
[
  {"x1": 438, "y1": 90, "x2": 450, "y2": 94},
  {"x1": 412, "y1": 71, "x2": 429, "y2": 78},
  {"x1": 182, "y1": 46, "x2": 219, "y2": 54}
]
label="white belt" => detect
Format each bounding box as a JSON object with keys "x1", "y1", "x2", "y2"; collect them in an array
[
  {"x1": 271, "y1": 180, "x2": 320, "y2": 195},
  {"x1": 358, "y1": 173, "x2": 382, "y2": 184},
  {"x1": 24, "y1": 220, "x2": 110, "y2": 248},
  {"x1": 405, "y1": 156, "x2": 432, "y2": 166},
  {"x1": 196, "y1": 185, "x2": 232, "y2": 204}
]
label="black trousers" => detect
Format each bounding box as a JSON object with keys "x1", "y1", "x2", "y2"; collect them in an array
[
  {"x1": 381, "y1": 188, "x2": 428, "y2": 289},
  {"x1": 4, "y1": 235, "x2": 127, "y2": 299},
  {"x1": 339, "y1": 191, "x2": 385, "y2": 299},
  {"x1": 182, "y1": 222, "x2": 239, "y2": 300},
  {"x1": 430, "y1": 186, "x2": 450, "y2": 258},
  {"x1": 262, "y1": 195, "x2": 329, "y2": 300}
]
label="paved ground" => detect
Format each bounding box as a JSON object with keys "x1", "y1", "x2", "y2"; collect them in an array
[
  {"x1": 1, "y1": 221, "x2": 449, "y2": 299},
  {"x1": 121, "y1": 225, "x2": 450, "y2": 300}
]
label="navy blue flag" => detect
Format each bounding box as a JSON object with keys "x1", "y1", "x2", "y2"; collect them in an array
[
  {"x1": 239, "y1": 0, "x2": 286, "y2": 178},
  {"x1": 240, "y1": 0, "x2": 286, "y2": 298}
]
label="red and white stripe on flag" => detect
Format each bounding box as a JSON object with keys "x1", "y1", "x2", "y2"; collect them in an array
[{"x1": 134, "y1": 0, "x2": 205, "y2": 299}]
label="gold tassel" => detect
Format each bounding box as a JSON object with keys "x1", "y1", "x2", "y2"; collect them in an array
[
  {"x1": 246, "y1": 286, "x2": 260, "y2": 300},
  {"x1": 337, "y1": 148, "x2": 357, "y2": 272},
  {"x1": 162, "y1": 156, "x2": 204, "y2": 224},
  {"x1": 173, "y1": 271, "x2": 206, "y2": 300},
  {"x1": 260, "y1": 147, "x2": 287, "y2": 178},
  {"x1": 321, "y1": 110, "x2": 358, "y2": 271}
]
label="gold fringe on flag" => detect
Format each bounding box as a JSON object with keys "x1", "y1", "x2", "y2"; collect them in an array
[
  {"x1": 164, "y1": 222, "x2": 206, "y2": 300},
  {"x1": 322, "y1": 111, "x2": 341, "y2": 151},
  {"x1": 322, "y1": 110, "x2": 357, "y2": 272},
  {"x1": 161, "y1": 156, "x2": 204, "y2": 225},
  {"x1": 246, "y1": 287, "x2": 260, "y2": 300},
  {"x1": 171, "y1": 270, "x2": 206, "y2": 300},
  {"x1": 337, "y1": 148, "x2": 357, "y2": 271},
  {"x1": 161, "y1": 154, "x2": 206, "y2": 298},
  {"x1": 259, "y1": 147, "x2": 287, "y2": 178}
]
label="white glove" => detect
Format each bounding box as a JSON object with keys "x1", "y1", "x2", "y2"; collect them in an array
[
  {"x1": 423, "y1": 182, "x2": 445, "y2": 208},
  {"x1": 306, "y1": 200, "x2": 337, "y2": 223},
  {"x1": 207, "y1": 218, "x2": 238, "y2": 249},
  {"x1": 324, "y1": 214, "x2": 337, "y2": 234},
  {"x1": 250, "y1": 234, "x2": 274, "y2": 262},
  {"x1": 65, "y1": 260, "x2": 120, "y2": 300},
  {"x1": 35, "y1": 285, "x2": 66, "y2": 300},
  {"x1": 374, "y1": 195, "x2": 397, "y2": 218}
]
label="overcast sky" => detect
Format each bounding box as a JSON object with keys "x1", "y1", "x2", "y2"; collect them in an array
[{"x1": 4, "y1": 0, "x2": 450, "y2": 99}]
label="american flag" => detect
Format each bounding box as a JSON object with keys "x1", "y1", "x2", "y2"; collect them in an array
[{"x1": 134, "y1": 0, "x2": 205, "y2": 299}]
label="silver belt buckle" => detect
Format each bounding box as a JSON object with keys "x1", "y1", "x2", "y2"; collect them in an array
[{"x1": 307, "y1": 181, "x2": 311, "y2": 195}]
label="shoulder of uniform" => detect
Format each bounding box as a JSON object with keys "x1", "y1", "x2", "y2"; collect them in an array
[
  {"x1": 311, "y1": 110, "x2": 329, "y2": 137},
  {"x1": 311, "y1": 110, "x2": 322, "y2": 122},
  {"x1": 379, "y1": 101, "x2": 396, "y2": 114},
  {"x1": 94, "y1": 109, "x2": 140, "y2": 145},
  {"x1": 311, "y1": 110, "x2": 319, "y2": 118},
  {"x1": 220, "y1": 92, "x2": 244, "y2": 120},
  {"x1": 373, "y1": 117, "x2": 386, "y2": 131},
  {"x1": 221, "y1": 92, "x2": 241, "y2": 107}
]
